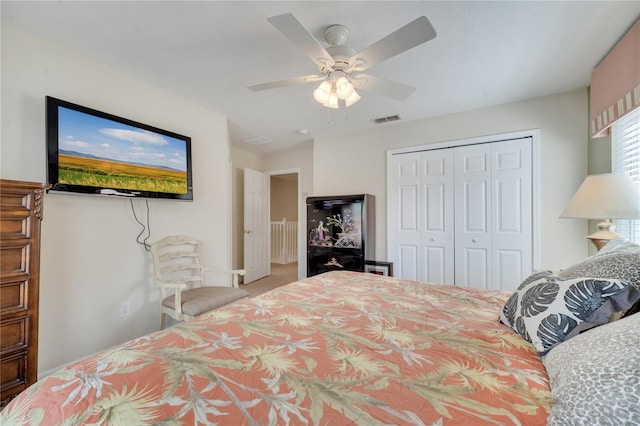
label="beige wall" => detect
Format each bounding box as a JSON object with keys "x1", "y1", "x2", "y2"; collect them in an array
[
  {"x1": 313, "y1": 89, "x2": 590, "y2": 271},
  {"x1": 230, "y1": 147, "x2": 263, "y2": 270},
  {"x1": 271, "y1": 176, "x2": 298, "y2": 222},
  {"x1": 2, "y1": 23, "x2": 233, "y2": 373},
  {"x1": 262, "y1": 142, "x2": 314, "y2": 199}
]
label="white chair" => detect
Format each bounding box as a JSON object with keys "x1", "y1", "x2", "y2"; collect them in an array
[{"x1": 151, "y1": 235, "x2": 249, "y2": 329}]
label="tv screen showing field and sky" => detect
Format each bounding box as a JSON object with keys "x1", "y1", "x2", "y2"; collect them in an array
[{"x1": 57, "y1": 106, "x2": 189, "y2": 194}]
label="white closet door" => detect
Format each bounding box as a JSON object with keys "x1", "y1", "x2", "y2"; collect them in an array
[
  {"x1": 491, "y1": 139, "x2": 532, "y2": 290},
  {"x1": 420, "y1": 149, "x2": 454, "y2": 284},
  {"x1": 388, "y1": 150, "x2": 454, "y2": 283},
  {"x1": 388, "y1": 135, "x2": 533, "y2": 290},
  {"x1": 454, "y1": 139, "x2": 532, "y2": 290},
  {"x1": 388, "y1": 152, "x2": 421, "y2": 280},
  {"x1": 454, "y1": 144, "x2": 492, "y2": 289}
]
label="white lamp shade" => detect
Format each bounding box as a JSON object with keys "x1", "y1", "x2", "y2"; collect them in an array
[
  {"x1": 313, "y1": 75, "x2": 362, "y2": 108},
  {"x1": 325, "y1": 92, "x2": 339, "y2": 109},
  {"x1": 313, "y1": 81, "x2": 332, "y2": 104},
  {"x1": 560, "y1": 173, "x2": 640, "y2": 219},
  {"x1": 345, "y1": 90, "x2": 361, "y2": 107},
  {"x1": 335, "y1": 76, "x2": 354, "y2": 99}
]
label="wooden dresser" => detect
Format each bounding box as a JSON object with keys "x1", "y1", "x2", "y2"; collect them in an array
[{"x1": 0, "y1": 179, "x2": 49, "y2": 407}]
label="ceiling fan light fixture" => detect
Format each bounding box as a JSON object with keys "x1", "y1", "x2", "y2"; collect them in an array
[
  {"x1": 314, "y1": 75, "x2": 359, "y2": 108},
  {"x1": 335, "y1": 76, "x2": 354, "y2": 99},
  {"x1": 345, "y1": 90, "x2": 361, "y2": 107},
  {"x1": 325, "y1": 90, "x2": 339, "y2": 109},
  {"x1": 313, "y1": 80, "x2": 332, "y2": 104},
  {"x1": 251, "y1": 14, "x2": 436, "y2": 111},
  {"x1": 313, "y1": 87, "x2": 329, "y2": 104}
]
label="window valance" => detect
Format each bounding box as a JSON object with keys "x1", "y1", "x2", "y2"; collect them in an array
[{"x1": 590, "y1": 19, "x2": 640, "y2": 138}]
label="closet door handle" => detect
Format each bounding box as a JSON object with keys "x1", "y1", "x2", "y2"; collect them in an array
[{"x1": 471, "y1": 238, "x2": 478, "y2": 243}]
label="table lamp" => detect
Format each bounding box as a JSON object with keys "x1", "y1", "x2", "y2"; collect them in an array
[{"x1": 560, "y1": 173, "x2": 640, "y2": 250}]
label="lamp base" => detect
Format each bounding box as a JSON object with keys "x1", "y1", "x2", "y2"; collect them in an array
[{"x1": 586, "y1": 219, "x2": 620, "y2": 251}]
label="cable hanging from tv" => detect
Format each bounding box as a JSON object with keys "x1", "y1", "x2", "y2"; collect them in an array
[{"x1": 130, "y1": 199, "x2": 151, "y2": 251}]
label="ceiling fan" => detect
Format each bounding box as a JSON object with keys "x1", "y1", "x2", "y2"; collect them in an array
[{"x1": 248, "y1": 13, "x2": 437, "y2": 108}]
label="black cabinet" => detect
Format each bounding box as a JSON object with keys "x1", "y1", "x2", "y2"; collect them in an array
[{"x1": 306, "y1": 194, "x2": 375, "y2": 277}]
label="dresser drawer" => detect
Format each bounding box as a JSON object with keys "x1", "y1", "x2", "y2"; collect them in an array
[
  {"x1": 0, "y1": 189, "x2": 33, "y2": 208},
  {"x1": 0, "y1": 243, "x2": 31, "y2": 276},
  {"x1": 0, "y1": 279, "x2": 28, "y2": 315},
  {"x1": 0, "y1": 351, "x2": 28, "y2": 402},
  {"x1": 0, "y1": 208, "x2": 31, "y2": 239},
  {"x1": 0, "y1": 317, "x2": 29, "y2": 355}
]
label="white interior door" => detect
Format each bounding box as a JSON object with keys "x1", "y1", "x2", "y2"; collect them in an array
[
  {"x1": 491, "y1": 139, "x2": 533, "y2": 290},
  {"x1": 420, "y1": 149, "x2": 455, "y2": 284},
  {"x1": 388, "y1": 152, "x2": 421, "y2": 280},
  {"x1": 244, "y1": 168, "x2": 270, "y2": 284},
  {"x1": 454, "y1": 139, "x2": 533, "y2": 290},
  {"x1": 454, "y1": 144, "x2": 492, "y2": 289},
  {"x1": 388, "y1": 150, "x2": 454, "y2": 284}
]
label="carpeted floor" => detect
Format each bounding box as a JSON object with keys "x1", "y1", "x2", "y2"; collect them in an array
[{"x1": 242, "y1": 262, "x2": 299, "y2": 298}]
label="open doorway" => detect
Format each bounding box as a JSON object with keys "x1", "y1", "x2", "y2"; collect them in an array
[
  {"x1": 242, "y1": 168, "x2": 302, "y2": 290},
  {"x1": 266, "y1": 171, "x2": 300, "y2": 288}
]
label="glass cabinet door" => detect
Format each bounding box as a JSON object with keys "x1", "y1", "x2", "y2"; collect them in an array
[{"x1": 307, "y1": 195, "x2": 371, "y2": 277}]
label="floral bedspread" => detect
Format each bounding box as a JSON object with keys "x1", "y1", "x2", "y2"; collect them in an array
[{"x1": 2, "y1": 271, "x2": 551, "y2": 425}]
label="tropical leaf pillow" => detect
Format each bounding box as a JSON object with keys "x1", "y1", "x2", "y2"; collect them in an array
[{"x1": 500, "y1": 273, "x2": 640, "y2": 354}]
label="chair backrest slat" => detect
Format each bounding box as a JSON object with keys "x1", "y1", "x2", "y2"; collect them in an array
[
  {"x1": 159, "y1": 251, "x2": 199, "y2": 261},
  {"x1": 151, "y1": 235, "x2": 207, "y2": 288}
]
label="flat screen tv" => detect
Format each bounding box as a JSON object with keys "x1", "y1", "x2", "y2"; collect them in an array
[{"x1": 46, "y1": 96, "x2": 193, "y2": 200}]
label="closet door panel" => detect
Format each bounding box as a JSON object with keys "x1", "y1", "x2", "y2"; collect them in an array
[
  {"x1": 496, "y1": 179, "x2": 522, "y2": 233},
  {"x1": 421, "y1": 150, "x2": 454, "y2": 284},
  {"x1": 463, "y1": 248, "x2": 489, "y2": 289},
  {"x1": 491, "y1": 139, "x2": 532, "y2": 290},
  {"x1": 398, "y1": 245, "x2": 419, "y2": 281},
  {"x1": 496, "y1": 249, "x2": 523, "y2": 289},
  {"x1": 455, "y1": 144, "x2": 492, "y2": 288},
  {"x1": 388, "y1": 153, "x2": 421, "y2": 280},
  {"x1": 400, "y1": 185, "x2": 419, "y2": 232},
  {"x1": 463, "y1": 181, "x2": 489, "y2": 232},
  {"x1": 396, "y1": 183, "x2": 419, "y2": 280},
  {"x1": 423, "y1": 246, "x2": 447, "y2": 284}
]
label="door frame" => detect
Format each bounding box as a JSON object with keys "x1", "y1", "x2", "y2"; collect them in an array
[
  {"x1": 267, "y1": 168, "x2": 305, "y2": 280},
  {"x1": 386, "y1": 129, "x2": 541, "y2": 273}
]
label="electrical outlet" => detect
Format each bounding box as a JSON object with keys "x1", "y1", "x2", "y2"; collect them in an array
[{"x1": 120, "y1": 301, "x2": 130, "y2": 317}]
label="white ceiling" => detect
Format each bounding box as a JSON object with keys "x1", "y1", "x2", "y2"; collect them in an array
[{"x1": 3, "y1": 1, "x2": 639, "y2": 153}]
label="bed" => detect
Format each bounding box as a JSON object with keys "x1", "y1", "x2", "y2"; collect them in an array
[{"x1": 2, "y1": 261, "x2": 639, "y2": 425}]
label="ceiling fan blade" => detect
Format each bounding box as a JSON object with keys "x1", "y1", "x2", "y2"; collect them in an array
[
  {"x1": 248, "y1": 75, "x2": 325, "y2": 92},
  {"x1": 351, "y1": 74, "x2": 416, "y2": 100},
  {"x1": 267, "y1": 13, "x2": 335, "y2": 69},
  {"x1": 350, "y1": 16, "x2": 436, "y2": 72}
]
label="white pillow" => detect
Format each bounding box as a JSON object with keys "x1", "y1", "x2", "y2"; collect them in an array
[{"x1": 595, "y1": 238, "x2": 640, "y2": 256}]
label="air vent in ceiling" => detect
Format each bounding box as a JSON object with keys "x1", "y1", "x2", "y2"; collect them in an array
[
  {"x1": 242, "y1": 136, "x2": 273, "y2": 146},
  {"x1": 372, "y1": 115, "x2": 401, "y2": 124}
]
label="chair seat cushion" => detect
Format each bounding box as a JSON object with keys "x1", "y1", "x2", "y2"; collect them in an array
[{"x1": 162, "y1": 286, "x2": 249, "y2": 316}]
